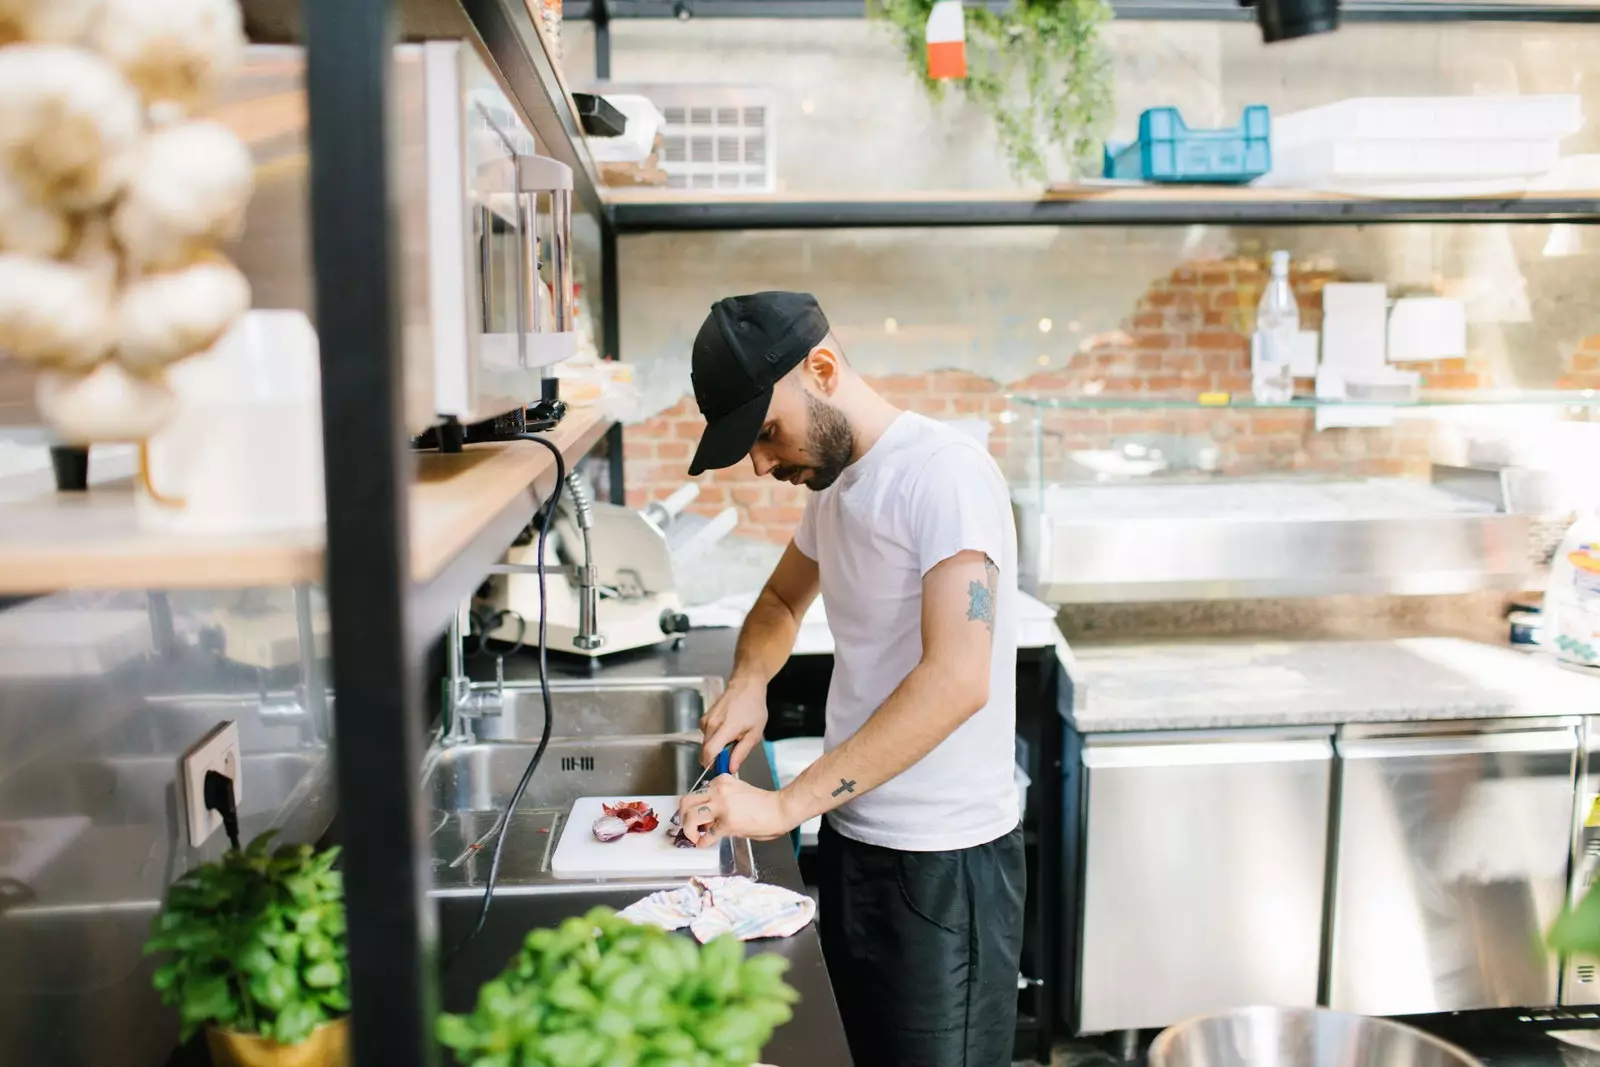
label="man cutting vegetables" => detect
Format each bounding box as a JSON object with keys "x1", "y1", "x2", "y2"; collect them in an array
[{"x1": 674, "y1": 292, "x2": 1024, "y2": 1067}]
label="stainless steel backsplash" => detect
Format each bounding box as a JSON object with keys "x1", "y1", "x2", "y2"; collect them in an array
[{"x1": 0, "y1": 586, "x2": 336, "y2": 1067}]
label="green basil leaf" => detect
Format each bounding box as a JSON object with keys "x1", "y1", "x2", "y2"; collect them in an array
[
  {"x1": 436, "y1": 1013, "x2": 479, "y2": 1051},
  {"x1": 274, "y1": 999, "x2": 321, "y2": 1046},
  {"x1": 303, "y1": 960, "x2": 343, "y2": 990},
  {"x1": 302, "y1": 932, "x2": 335, "y2": 961},
  {"x1": 248, "y1": 966, "x2": 295, "y2": 1011},
  {"x1": 238, "y1": 942, "x2": 277, "y2": 977},
  {"x1": 185, "y1": 974, "x2": 236, "y2": 1027},
  {"x1": 540, "y1": 1030, "x2": 605, "y2": 1067}
]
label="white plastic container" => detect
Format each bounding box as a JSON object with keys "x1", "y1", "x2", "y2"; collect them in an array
[{"x1": 136, "y1": 310, "x2": 325, "y2": 535}]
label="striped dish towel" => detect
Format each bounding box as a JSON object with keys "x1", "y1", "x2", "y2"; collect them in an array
[{"x1": 618, "y1": 876, "x2": 816, "y2": 943}]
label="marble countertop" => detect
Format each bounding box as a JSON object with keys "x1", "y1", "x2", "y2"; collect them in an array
[{"x1": 1067, "y1": 637, "x2": 1600, "y2": 733}]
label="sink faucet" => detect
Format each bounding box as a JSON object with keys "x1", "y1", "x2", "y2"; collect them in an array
[
  {"x1": 563, "y1": 471, "x2": 604, "y2": 652},
  {"x1": 441, "y1": 608, "x2": 505, "y2": 746}
]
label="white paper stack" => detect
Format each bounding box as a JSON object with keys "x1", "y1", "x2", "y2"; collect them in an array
[
  {"x1": 1387, "y1": 297, "x2": 1467, "y2": 363},
  {"x1": 1321, "y1": 283, "x2": 1389, "y2": 380}
]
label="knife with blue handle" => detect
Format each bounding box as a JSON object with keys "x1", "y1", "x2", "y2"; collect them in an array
[{"x1": 688, "y1": 745, "x2": 734, "y2": 794}]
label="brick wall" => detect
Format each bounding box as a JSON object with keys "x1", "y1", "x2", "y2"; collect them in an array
[{"x1": 624, "y1": 254, "x2": 1588, "y2": 544}]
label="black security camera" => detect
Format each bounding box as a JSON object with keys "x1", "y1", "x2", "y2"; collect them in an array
[{"x1": 1238, "y1": 0, "x2": 1341, "y2": 42}]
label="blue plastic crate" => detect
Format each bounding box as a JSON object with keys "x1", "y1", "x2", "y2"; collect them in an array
[{"x1": 1102, "y1": 105, "x2": 1272, "y2": 184}]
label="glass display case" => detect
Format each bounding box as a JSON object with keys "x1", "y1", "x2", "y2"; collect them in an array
[{"x1": 1001, "y1": 390, "x2": 1600, "y2": 603}]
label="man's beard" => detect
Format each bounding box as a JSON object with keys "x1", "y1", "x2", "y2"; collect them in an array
[{"x1": 773, "y1": 392, "x2": 855, "y2": 492}]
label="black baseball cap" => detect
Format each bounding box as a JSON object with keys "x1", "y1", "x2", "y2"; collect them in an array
[{"x1": 687, "y1": 292, "x2": 830, "y2": 476}]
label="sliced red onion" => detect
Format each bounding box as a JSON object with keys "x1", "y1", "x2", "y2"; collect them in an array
[{"x1": 592, "y1": 815, "x2": 629, "y2": 842}]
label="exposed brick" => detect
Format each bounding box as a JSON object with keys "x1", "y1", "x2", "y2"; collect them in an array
[
  {"x1": 657, "y1": 439, "x2": 691, "y2": 461},
  {"x1": 869, "y1": 373, "x2": 931, "y2": 393},
  {"x1": 1191, "y1": 330, "x2": 1249, "y2": 353},
  {"x1": 1424, "y1": 371, "x2": 1482, "y2": 391}
]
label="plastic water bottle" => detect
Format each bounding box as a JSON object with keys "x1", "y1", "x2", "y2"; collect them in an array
[{"x1": 1253, "y1": 250, "x2": 1298, "y2": 403}]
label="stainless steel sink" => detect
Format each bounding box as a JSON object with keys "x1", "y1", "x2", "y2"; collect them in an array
[
  {"x1": 430, "y1": 737, "x2": 704, "y2": 813},
  {"x1": 426, "y1": 677, "x2": 752, "y2": 891},
  {"x1": 464, "y1": 676, "x2": 721, "y2": 741}
]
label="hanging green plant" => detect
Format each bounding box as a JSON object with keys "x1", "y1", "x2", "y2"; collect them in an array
[{"x1": 870, "y1": 0, "x2": 1116, "y2": 183}]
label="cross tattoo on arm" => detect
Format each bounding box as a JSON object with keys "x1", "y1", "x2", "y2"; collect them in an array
[{"x1": 831, "y1": 779, "x2": 856, "y2": 797}]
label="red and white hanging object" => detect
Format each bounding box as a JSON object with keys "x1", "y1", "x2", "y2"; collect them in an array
[{"x1": 925, "y1": 0, "x2": 967, "y2": 80}]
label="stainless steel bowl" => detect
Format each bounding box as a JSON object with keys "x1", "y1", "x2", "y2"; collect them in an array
[{"x1": 1148, "y1": 1006, "x2": 1483, "y2": 1067}]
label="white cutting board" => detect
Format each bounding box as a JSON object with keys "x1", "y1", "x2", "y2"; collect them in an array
[{"x1": 551, "y1": 796, "x2": 724, "y2": 879}]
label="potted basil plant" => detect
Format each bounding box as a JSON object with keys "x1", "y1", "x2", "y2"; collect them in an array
[
  {"x1": 144, "y1": 831, "x2": 351, "y2": 1067},
  {"x1": 438, "y1": 906, "x2": 799, "y2": 1067}
]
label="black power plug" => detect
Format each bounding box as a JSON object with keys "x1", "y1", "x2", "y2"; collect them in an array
[{"x1": 203, "y1": 770, "x2": 241, "y2": 852}]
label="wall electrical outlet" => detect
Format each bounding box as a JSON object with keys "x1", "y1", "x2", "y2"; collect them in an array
[{"x1": 182, "y1": 721, "x2": 241, "y2": 847}]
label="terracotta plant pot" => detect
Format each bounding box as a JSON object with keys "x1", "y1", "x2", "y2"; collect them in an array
[{"x1": 205, "y1": 1018, "x2": 349, "y2": 1067}]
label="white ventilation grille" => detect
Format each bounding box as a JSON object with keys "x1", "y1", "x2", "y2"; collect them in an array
[{"x1": 645, "y1": 87, "x2": 775, "y2": 193}]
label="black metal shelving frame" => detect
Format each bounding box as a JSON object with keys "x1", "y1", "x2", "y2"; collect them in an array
[
  {"x1": 296, "y1": 1, "x2": 1600, "y2": 1065},
  {"x1": 569, "y1": 0, "x2": 1600, "y2": 22},
  {"x1": 296, "y1": 2, "x2": 618, "y2": 1065},
  {"x1": 609, "y1": 193, "x2": 1600, "y2": 231}
]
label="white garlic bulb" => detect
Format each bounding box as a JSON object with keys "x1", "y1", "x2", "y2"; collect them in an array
[
  {"x1": 36, "y1": 361, "x2": 175, "y2": 444},
  {"x1": 113, "y1": 120, "x2": 254, "y2": 272},
  {"x1": 0, "y1": 0, "x2": 103, "y2": 47},
  {"x1": 91, "y1": 0, "x2": 244, "y2": 118},
  {"x1": 0, "y1": 44, "x2": 142, "y2": 210},
  {"x1": 0, "y1": 253, "x2": 112, "y2": 369},
  {"x1": 0, "y1": 172, "x2": 71, "y2": 257},
  {"x1": 115, "y1": 256, "x2": 251, "y2": 374}
]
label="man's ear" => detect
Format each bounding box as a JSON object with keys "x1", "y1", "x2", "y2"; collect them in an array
[{"x1": 802, "y1": 346, "x2": 843, "y2": 396}]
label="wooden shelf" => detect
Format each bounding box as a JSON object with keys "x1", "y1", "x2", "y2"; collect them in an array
[
  {"x1": 0, "y1": 409, "x2": 611, "y2": 596},
  {"x1": 605, "y1": 186, "x2": 1600, "y2": 231}
]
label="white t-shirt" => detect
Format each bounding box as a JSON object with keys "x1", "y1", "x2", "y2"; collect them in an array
[{"x1": 793, "y1": 412, "x2": 1019, "y2": 852}]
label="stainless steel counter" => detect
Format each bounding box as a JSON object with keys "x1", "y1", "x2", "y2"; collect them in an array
[
  {"x1": 444, "y1": 650, "x2": 852, "y2": 1067},
  {"x1": 432, "y1": 738, "x2": 851, "y2": 1067},
  {"x1": 1068, "y1": 637, "x2": 1600, "y2": 732}
]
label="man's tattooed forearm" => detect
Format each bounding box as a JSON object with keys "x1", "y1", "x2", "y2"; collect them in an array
[
  {"x1": 831, "y1": 779, "x2": 856, "y2": 797},
  {"x1": 967, "y1": 557, "x2": 1000, "y2": 634}
]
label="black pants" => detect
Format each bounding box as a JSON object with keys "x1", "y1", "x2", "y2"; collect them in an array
[{"x1": 816, "y1": 819, "x2": 1026, "y2": 1067}]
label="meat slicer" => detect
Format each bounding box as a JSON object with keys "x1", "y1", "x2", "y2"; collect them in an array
[{"x1": 481, "y1": 479, "x2": 731, "y2": 657}]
